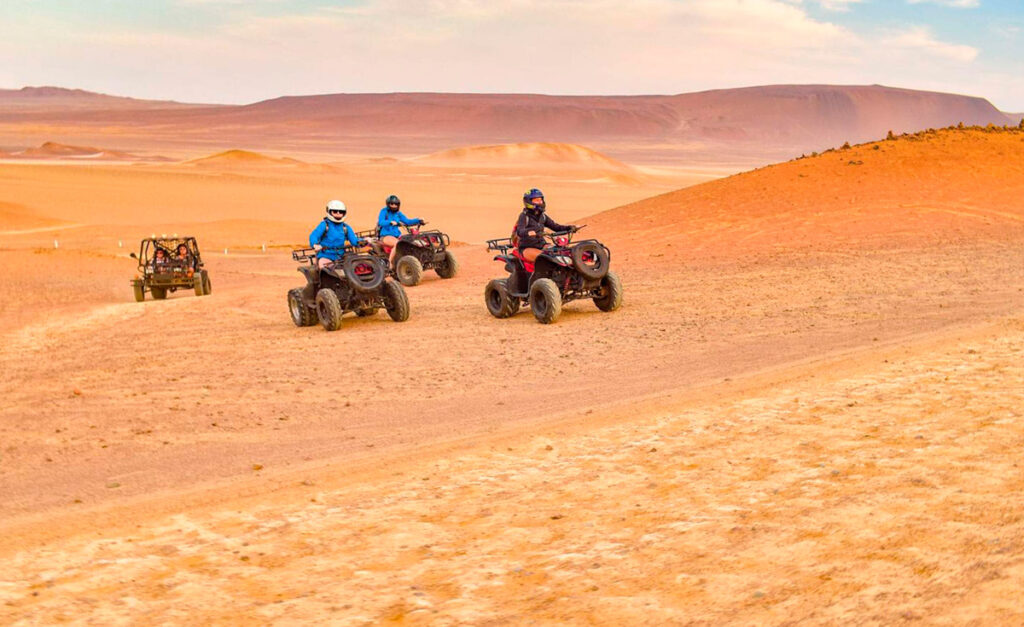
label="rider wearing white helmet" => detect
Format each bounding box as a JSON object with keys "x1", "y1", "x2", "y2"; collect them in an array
[{"x1": 309, "y1": 200, "x2": 365, "y2": 268}]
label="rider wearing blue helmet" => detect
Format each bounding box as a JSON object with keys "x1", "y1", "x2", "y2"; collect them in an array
[
  {"x1": 377, "y1": 195, "x2": 423, "y2": 263},
  {"x1": 515, "y1": 188, "x2": 575, "y2": 263}
]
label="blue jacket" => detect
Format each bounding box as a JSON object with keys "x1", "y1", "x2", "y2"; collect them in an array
[
  {"x1": 377, "y1": 207, "x2": 420, "y2": 238},
  {"x1": 309, "y1": 219, "x2": 361, "y2": 260}
]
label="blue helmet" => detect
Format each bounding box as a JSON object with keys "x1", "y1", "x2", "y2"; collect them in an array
[{"x1": 523, "y1": 188, "x2": 545, "y2": 212}]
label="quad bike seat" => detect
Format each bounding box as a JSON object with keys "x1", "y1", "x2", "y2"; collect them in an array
[{"x1": 511, "y1": 249, "x2": 535, "y2": 273}]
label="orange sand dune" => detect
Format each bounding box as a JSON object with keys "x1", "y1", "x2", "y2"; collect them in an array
[
  {"x1": 0, "y1": 140, "x2": 168, "y2": 162},
  {"x1": 590, "y1": 126, "x2": 1024, "y2": 261},
  {"x1": 184, "y1": 148, "x2": 313, "y2": 169},
  {"x1": 417, "y1": 142, "x2": 634, "y2": 171}
]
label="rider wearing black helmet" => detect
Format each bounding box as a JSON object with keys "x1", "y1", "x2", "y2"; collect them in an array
[
  {"x1": 515, "y1": 188, "x2": 575, "y2": 263},
  {"x1": 377, "y1": 194, "x2": 423, "y2": 263}
]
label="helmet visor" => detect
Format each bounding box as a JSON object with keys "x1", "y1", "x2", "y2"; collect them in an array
[{"x1": 328, "y1": 208, "x2": 347, "y2": 216}]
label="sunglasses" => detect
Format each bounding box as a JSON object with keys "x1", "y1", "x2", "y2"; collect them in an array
[
  {"x1": 387, "y1": 203, "x2": 399, "y2": 208},
  {"x1": 329, "y1": 209, "x2": 347, "y2": 215}
]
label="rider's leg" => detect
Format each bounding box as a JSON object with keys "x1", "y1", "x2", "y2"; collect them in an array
[
  {"x1": 380, "y1": 235, "x2": 399, "y2": 263},
  {"x1": 317, "y1": 256, "x2": 333, "y2": 269},
  {"x1": 520, "y1": 247, "x2": 542, "y2": 262}
]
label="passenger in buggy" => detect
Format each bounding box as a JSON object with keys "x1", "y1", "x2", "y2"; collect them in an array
[
  {"x1": 150, "y1": 247, "x2": 171, "y2": 270},
  {"x1": 514, "y1": 188, "x2": 576, "y2": 264},
  {"x1": 175, "y1": 243, "x2": 193, "y2": 272}
]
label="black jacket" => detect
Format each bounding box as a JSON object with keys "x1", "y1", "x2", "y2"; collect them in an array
[{"x1": 514, "y1": 209, "x2": 569, "y2": 250}]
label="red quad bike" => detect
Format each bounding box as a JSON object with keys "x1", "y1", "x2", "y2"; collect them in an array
[
  {"x1": 287, "y1": 245, "x2": 410, "y2": 332},
  {"x1": 484, "y1": 226, "x2": 622, "y2": 324},
  {"x1": 357, "y1": 222, "x2": 458, "y2": 287}
]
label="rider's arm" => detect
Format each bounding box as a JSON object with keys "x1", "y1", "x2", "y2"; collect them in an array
[
  {"x1": 376, "y1": 208, "x2": 389, "y2": 229},
  {"x1": 309, "y1": 221, "x2": 327, "y2": 247},
  {"x1": 542, "y1": 214, "x2": 570, "y2": 233},
  {"x1": 515, "y1": 213, "x2": 534, "y2": 239},
  {"x1": 397, "y1": 211, "x2": 419, "y2": 226},
  {"x1": 346, "y1": 224, "x2": 362, "y2": 247}
]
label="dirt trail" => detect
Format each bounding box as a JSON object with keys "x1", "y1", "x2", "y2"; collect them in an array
[{"x1": 2, "y1": 315, "x2": 1021, "y2": 624}]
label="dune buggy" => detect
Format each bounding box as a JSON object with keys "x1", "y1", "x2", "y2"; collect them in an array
[
  {"x1": 129, "y1": 236, "x2": 211, "y2": 301},
  {"x1": 287, "y1": 245, "x2": 410, "y2": 331},
  {"x1": 356, "y1": 222, "x2": 458, "y2": 286},
  {"x1": 484, "y1": 226, "x2": 622, "y2": 324}
]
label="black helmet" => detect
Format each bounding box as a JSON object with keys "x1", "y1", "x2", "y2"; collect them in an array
[
  {"x1": 385, "y1": 194, "x2": 401, "y2": 210},
  {"x1": 523, "y1": 188, "x2": 545, "y2": 212}
]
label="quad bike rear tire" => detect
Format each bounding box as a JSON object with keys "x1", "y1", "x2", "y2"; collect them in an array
[
  {"x1": 201, "y1": 271, "x2": 212, "y2": 295},
  {"x1": 571, "y1": 242, "x2": 610, "y2": 281},
  {"x1": 593, "y1": 269, "x2": 623, "y2": 312},
  {"x1": 435, "y1": 250, "x2": 459, "y2": 279},
  {"x1": 484, "y1": 278, "x2": 519, "y2": 318},
  {"x1": 343, "y1": 256, "x2": 386, "y2": 293},
  {"x1": 529, "y1": 278, "x2": 562, "y2": 324},
  {"x1": 151, "y1": 286, "x2": 167, "y2": 300},
  {"x1": 382, "y1": 279, "x2": 410, "y2": 322},
  {"x1": 396, "y1": 255, "x2": 423, "y2": 286},
  {"x1": 288, "y1": 288, "x2": 317, "y2": 327},
  {"x1": 315, "y1": 288, "x2": 344, "y2": 331},
  {"x1": 133, "y1": 283, "x2": 145, "y2": 302}
]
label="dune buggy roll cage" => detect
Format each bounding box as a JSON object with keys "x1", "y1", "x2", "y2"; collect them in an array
[{"x1": 133, "y1": 237, "x2": 203, "y2": 273}]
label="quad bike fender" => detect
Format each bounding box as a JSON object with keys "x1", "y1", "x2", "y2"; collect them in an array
[{"x1": 298, "y1": 265, "x2": 318, "y2": 282}]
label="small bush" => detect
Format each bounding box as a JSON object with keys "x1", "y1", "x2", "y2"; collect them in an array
[
  {"x1": 886, "y1": 130, "x2": 896, "y2": 140},
  {"x1": 841, "y1": 141, "x2": 851, "y2": 150}
]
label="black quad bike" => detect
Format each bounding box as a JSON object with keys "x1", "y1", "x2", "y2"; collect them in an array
[
  {"x1": 129, "y1": 236, "x2": 211, "y2": 302},
  {"x1": 287, "y1": 245, "x2": 410, "y2": 332},
  {"x1": 484, "y1": 226, "x2": 622, "y2": 324},
  {"x1": 356, "y1": 222, "x2": 458, "y2": 287}
]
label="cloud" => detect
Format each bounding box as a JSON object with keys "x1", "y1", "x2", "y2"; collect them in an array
[
  {"x1": 906, "y1": 0, "x2": 980, "y2": 7},
  {"x1": 882, "y1": 26, "x2": 979, "y2": 62}
]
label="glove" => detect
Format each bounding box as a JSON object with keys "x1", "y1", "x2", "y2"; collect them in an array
[
  {"x1": 569, "y1": 225, "x2": 579, "y2": 232},
  {"x1": 417, "y1": 219, "x2": 426, "y2": 225}
]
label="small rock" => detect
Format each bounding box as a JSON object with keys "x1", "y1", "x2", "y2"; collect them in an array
[
  {"x1": 106, "y1": 481, "x2": 120, "y2": 489},
  {"x1": 72, "y1": 389, "x2": 82, "y2": 396},
  {"x1": 252, "y1": 464, "x2": 264, "y2": 471}
]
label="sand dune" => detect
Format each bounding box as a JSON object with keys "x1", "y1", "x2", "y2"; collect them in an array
[
  {"x1": 590, "y1": 125, "x2": 1024, "y2": 260},
  {"x1": 0, "y1": 85, "x2": 1012, "y2": 164},
  {"x1": 2, "y1": 121, "x2": 1024, "y2": 624},
  {"x1": 0, "y1": 141, "x2": 167, "y2": 162},
  {"x1": 417, "y1": 142, "x2": 634, "y2": 171}
]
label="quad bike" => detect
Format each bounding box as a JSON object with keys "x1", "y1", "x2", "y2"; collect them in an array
[
  {"x1": 129, "y1": 236, "x2": 211, "y2": 301},
  {"x1": 484, "y1": 226, "x2": 622, "y2": 324},
  {"x1": 356, "y1": 222, "x2": 458, "y2": 287},
  {"x1": 287, "y1": 245, "x2": 410, "y2": 332}
]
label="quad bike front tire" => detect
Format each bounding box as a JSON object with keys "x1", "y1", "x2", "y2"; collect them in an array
[
  {"x1": 435, "y1": 250, "x2": 459, "y2": 279},
  {"x1": 382, "y1": 279, "x2": 410, "y2": 322},
  {"x1": 151, "y1": 286, "x2": 167, "y2": 300},
  {"x1": 484, "y1": 278, "x2": 519, "y2": 318},
  {"x1": 288, "y1": 288, "x2": 317, "y2": 327},
  {"x1": 315, "y1": 288, "x2": 344, "y2": 331},
  {"x1": 529, "y1": 278, "x2": 562, "y2": 324},
  {"x1": 201, "y1": 271, "x2": 212, "y2": 295},
  {"x1": 343, "y1": 256, "x2": 386, "y2": 293},
  {"x1": 133, "y1": 283, "x2": 145, "y2": 302},
  {"x1": 571, "y1": 242, "x2": 610, "y2": 281},
  {"x1": 395, "y1": 255, "x2": 423, "y2": 286},
  {"x1": 593, "y1": 269, "x2": 623, "y2": 312}
]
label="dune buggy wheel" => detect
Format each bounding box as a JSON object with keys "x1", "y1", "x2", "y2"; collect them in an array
[
  {"x1": 151, "y1": 286, "x2": 167, "y2": 300},
  {"x1": 194, "y1": 278, "x2": 204, "y2": 297},
  {"x1": 133, "y1": 283, "x2": 145, "y2": 302},
  {"x1": 288, "y1": 288, "x2": 317, "y2": 327},
  {"x1": 572, "y1": 242, "x2": 610, "y2": 281},
  {"x1": 593, "y1": 270, "x2": 623, "y2": 312},
  {"x1": 484, "y1": 278, "x2": 519, "y2": 318},
  {"x1": 435, "y1": 250, "x2": 459, "y2": 279},
  {"x1": 315, "y1": 288, "x2": 344, "y2": 331},
  {"x1": 395, "y1": 255, "x2": 423, "y2": 286},
  {"x1": 529, "y1": 278, "x2": 562, "y2": 324},
  {"x1": 201, "y1": 271, "x2": 212, "y2": 295},
  {"x1": 382, "y1": 279, "x2": 410, "y2": 322}
]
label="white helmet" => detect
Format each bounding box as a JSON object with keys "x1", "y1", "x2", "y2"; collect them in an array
[{"x1": 325, "y1": 199, "x2": 347, "y2": 223}]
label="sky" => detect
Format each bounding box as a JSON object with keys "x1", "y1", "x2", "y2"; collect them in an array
[{"x1": 0, "y1": 0, "x2": 1021, "y2": 110}]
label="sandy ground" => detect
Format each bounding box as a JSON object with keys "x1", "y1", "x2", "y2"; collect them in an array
[{"x1": 1, "y1": 127, "x2": 1023, "y2": 623}]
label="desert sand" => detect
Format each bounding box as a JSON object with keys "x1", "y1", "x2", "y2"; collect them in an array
[{"x1": 1, "y1": 126, "x2": 1023, "y2": 623}]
